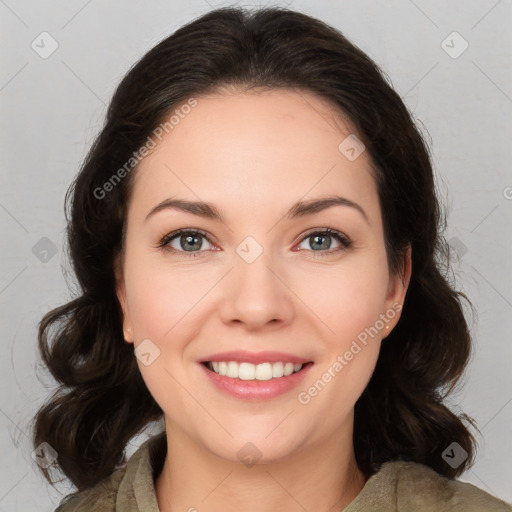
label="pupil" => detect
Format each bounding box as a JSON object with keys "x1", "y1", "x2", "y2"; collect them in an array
[
  {"x1": 182, "y1": 234, "x2": 201, "y2": 251},
  {"x1": 312, "y1": 234, "x2": 329, "y2": 250}
]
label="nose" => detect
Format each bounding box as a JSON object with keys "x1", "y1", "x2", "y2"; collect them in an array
[{"x1": 217, "y1": 243, "x2": 295, "y2": 331}]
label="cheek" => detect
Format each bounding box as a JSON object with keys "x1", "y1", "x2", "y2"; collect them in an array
[
  {"x1": 294, "y1": 342, "x2": 380, "y2": 443},
  {"x1": 123, "y1": 258, "x2": 202, "y2": 413},
  {"x1": 124, "y1": 256, "x2": 213, "y2": 340},
  {"x1": 289, "y1": 254, "x2": 390, "y2": 342}
]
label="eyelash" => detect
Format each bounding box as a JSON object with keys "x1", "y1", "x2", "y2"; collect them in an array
[{"x1": 156, "y1": 227, "x2": 352, "y2": 258}]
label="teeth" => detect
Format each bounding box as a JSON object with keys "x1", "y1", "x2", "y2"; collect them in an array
[{"x1": 207, "y1": 361, "x2": 304, "y2": 380}]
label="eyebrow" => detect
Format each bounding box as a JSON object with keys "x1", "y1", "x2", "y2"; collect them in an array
[{"x1": 145, "y1": 195, "x2": 369, "y2": 224}]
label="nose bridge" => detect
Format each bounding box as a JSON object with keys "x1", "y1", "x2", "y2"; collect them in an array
[
  {"x1": 235, "y1": 233, "x2": 282, "y2": 300},
  {"x1": 219, "y1": 233, "x2": 294, "y2": 328}
]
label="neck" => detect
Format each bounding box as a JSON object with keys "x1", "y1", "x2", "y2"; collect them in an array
[{"x1": 155, "y1": 420, "x2": 367, "y2": 512}]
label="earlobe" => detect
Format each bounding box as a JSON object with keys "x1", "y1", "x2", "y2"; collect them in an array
[{"x1": 123, "y1": 326, "x2": 133, "y2": 342}]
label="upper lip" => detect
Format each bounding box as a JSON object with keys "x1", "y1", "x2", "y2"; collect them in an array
[{"x1": 199, "y1": 350, "x2": 312, "y2": 365}]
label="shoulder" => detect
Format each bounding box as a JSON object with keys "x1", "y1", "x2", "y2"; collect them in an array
[
  {"x1": 54, "y1": 486, "x2": 117, "y2": 511},
  {"x1": 53, "y1": 466, "x2": 125, "y2": 511},
  {"x1": 53, "y1": 431, "x2": 166, "y2": 512},
  {"x1": 385, "y1": 460, "x2": 512, "y2": 511}
]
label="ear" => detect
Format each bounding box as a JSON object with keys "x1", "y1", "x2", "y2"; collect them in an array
[
  {"x1": 383, "y1": 244, "x2": 412, "y2": 334},
  {"x1": 115, "y1": 256, "x2": 134, "y2": 343}
]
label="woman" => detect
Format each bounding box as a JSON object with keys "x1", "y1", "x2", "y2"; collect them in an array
[{"x1": 31, "y1": 6, "x2": 511, "y2": 511}]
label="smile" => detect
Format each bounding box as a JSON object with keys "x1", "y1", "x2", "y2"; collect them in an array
[
  {"x1": 200, "y1": 360, "x2": 314, "y2": 401},
  {"x1": 204, "y1": 361, "x2": 307, "y2": 380}
]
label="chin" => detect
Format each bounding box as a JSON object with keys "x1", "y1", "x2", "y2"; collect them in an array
[{"x1": 202, "y1": 430, "x2": 306, "y2": 466}]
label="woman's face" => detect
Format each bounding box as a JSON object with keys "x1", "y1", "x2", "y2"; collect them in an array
[{"x1": 116, "y1": 88, "x2": 410, "y2": 463}]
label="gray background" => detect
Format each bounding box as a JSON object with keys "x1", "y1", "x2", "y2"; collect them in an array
[{"x1": 1, "y1": 0, "x2": 511, "y2": 510}]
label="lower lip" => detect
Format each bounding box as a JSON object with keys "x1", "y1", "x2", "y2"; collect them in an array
[{"x1": 199, "y1": 362, "x2": 314, "y2": 401}]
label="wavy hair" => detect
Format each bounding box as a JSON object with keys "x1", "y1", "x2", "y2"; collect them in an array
[{"x1": 31, "y1": 5, "x2": 478, "y2": 493}]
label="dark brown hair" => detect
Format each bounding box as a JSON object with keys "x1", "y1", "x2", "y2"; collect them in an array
[{"x1": 31, "y1": 5, "x2": 479, "y2": 494}]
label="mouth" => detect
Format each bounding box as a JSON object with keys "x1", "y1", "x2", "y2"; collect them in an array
[
  {"x1": 199, "y1": 359, "x2": 314, "y2": 401},
  {"x1": 201, "y1": 360, "x2": 314, "y2": 381}
]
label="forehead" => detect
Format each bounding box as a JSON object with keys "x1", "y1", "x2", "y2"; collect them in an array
[{"x1": 128, "y1": 88, "x2": 379, "y2": 225}]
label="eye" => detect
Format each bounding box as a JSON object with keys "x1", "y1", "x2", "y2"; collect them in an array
[
  {"x1": 296, "y1": 228, "x2": 352, "y2": 257},
  {"x1": 156, "y1": 227, "x2": 352, "y2": 258},
  {"x1": 157, "y1": 229, "x2": 214, "y2": 257}
]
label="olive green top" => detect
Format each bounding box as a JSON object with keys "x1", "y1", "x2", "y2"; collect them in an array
[{"x1": 54, "y1": 431, "x2": 512, "y2": 511}]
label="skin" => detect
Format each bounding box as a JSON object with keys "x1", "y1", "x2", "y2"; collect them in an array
[{"x1": 116, "y1": 88, "x2": 411, "y2": 512}]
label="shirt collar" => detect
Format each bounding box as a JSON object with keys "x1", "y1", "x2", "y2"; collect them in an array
[{"x1": 115, "y1": 430, "x2": 167, "y2": 511}]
